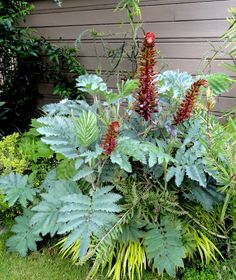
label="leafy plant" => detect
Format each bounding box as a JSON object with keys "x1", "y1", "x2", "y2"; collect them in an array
[
  {"x1": 0, "y1": 173, "x2": 36, "y2": 208},
  {"x1": 0, "y1": 31, "x2": 234, "y2": 279},
  {"x1": 6, "y1": 209, "x2": 42, "y2": 256},
  {"x1": 31, "y1": 180, "x2": 80, "y2": 237},
  {"x1": 58, "y1": 186, "x2": 121, "y2": 258},
  {"x1": 0, "y1": 133, "x2": 27, "y2": 175},
  {"x1": 144, "y1": 217, "x2": 185, "y2": 276}
]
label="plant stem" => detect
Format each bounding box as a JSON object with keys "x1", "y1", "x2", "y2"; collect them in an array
[{"x1": 177, "y1": 205, "x2": 227, "y2": 239}]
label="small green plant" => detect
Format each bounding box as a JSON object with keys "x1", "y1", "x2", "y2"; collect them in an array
[{"x1": 0, "y1": 133, "x2": 27, "y2": 175}]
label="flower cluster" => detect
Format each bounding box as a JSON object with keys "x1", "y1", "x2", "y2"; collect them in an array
[
  {"x1": 133, "y1": 32, "x2": 158, "y2": 121},
  {"x1": 102, "y1": 121, "x2": 120, "y2": 155},
  {"x1": 174, "y1": 79, "x2": 208, "y2": 125}
]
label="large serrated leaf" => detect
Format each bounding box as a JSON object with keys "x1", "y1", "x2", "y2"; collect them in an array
[
  {"x1": 72, "y1": 165, "x2": 94, "y2": 181},
  {"x1": 0, "y1": 173, "x2": 36, "y2": 207},
  {"x1": 76, "y1": 74, "x2": 111, "y2": 95},
  {"x1": 142, "y1": 142, "x2": 173, "y2": 167},
  {"x1": 117, "y1": 137, "x2": 146, "y2": 164},
  {"x1": 110, "y1": 150, "x2": 132, "y2": 173},
  {"x1": 184, "y1": 184, "x2": 224, "y2": 211},
  {"x1": 6, "y1": 209, "x2": 42, "y2": 256},
  {"x1": 37, "y1": 115, "x2": 79, "y2": 159},
  {"x1": 175, "y1": 167, "x2": 185, "y2": 187},
  {"x1": 31, "y1": 180, "x2": 80, "y2": 237},
  {"x1": 144, "y1": 217, "x2": 185, "y2": 276},
  {"x1": 58, "y1": 186, "x2": 121, "y2": 258},
  {"x1": 186, "y1": 165, "x2": 207, "y2": 187}
]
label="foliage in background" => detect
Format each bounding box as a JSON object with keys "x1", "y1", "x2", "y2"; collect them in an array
[
  {"x1": 0, "y1": 0, "x2": 85, "y2": 135},
  {"x1": 76, "y1": 0, "x2": 144, "y2": 81},
  {"x1": 202, "y1": 8, "x2": 236, "y2": 88},
  {"x1": 221, "y1": 8, "x2": 236, "y2": 79}
]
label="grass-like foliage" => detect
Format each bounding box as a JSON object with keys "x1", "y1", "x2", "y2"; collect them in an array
[{"x1": 0, "y1": 31, "x2": 235, "y2": 279}]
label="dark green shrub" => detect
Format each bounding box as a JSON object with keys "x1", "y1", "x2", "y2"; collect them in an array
[{"x1": 0, "y1": 0, "x2": 85, "y2": 135}]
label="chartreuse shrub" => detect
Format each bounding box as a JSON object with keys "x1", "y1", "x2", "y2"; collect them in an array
[
  {"x1": 0, "y1": 122, "x2": 56, "y2": 218},
  {"x1": 0, "y1": 133, "x2": 27, "y2": 215},
  {"x1": 0, "y1": 32, "x2": 235, "y2": 280}
]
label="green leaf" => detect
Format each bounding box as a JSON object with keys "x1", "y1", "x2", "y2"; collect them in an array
[
  {"x1": 117, "y1": 137, "x2": 146, "y2": 164},
  {"x1": 37, "y1": 116, "x2": 79, "y2": 159},
  {"x1": 107, "y1": 79, "x2": 139, "y2": 103},
  {"x1": 72, "y1": 166, "x2": 94, "y2": 181},
  {"x1": 110, "y1": 150, "x2": 132, "y2": 173},
  {"x1": 36, "y1": 140, "x2": 53, "y2": 158},
  {"x1": 118, "y1": 219, "x2": 145, "y2": 244},
  {"x1": 166, "y1": 166, "x2": 176, "y2": 182},
  {"x1": 31, "y1": 180, "x2": 80, "y2": 237},
  {"x1": 58, "y1": 186, "x2": 121, "y2": 258},
  {"x1": 186, "y1": 165, "x2": 207, "y2": 187},
  {"x1": 142, "y1": 142, "x2": 173, "y2": 167},
  {"x1": 144, "y1": 217, "x2": 185, "y2": 276},
  {"x1": 175, "y1": 167, "x2": 185, "y2": 187},
  {"x1": 79, "y1": 145, "x2": 103, "y2": 163},
  {"x1": 222, "y1": 63, "x2": 236, "y2": 73},
  {"x1": 6, "y1": 209, "x2": 42, "y2": 256},
  {"x1": 206, "y1": 73, "x2": 232, "y2": 96},
  {"x1": 75, "y1": 111, "x2": 99, "y2": 147},
  {"x1": 56, "y1": 159, "x2": 76, "y2": 180},
  {"x1": 184, "y1": 184, "x2": 224, "y2": 211},
  {"x1": 75, "y1": 74, "x2": 111, "y2": 95},
  {"x1": 0, "y1": 173, "x2": 36, "y2": 207}
]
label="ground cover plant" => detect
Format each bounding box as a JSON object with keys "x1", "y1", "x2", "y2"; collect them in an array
[{"x1": 0, "y1": 29, "x2": 235, "y2": 280}]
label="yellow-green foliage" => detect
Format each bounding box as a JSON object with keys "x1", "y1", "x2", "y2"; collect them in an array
[
  {"x1": 56, "y1": 237, "x2": 147, "y2": 280},
  {"x1": 56, "y1": 237, "x2": 80, "y2": 264},
  {"x1": 0, "y1": 133, "x2": 27, "y2": 175},
  {"x1": 105, "y1": 240, "x2": 147, "y2": 280}
]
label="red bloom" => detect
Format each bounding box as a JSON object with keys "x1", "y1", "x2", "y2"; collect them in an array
[
  {"x1": 174, "y1": 79, "x2": 208, "y2": 125},
  {"x1": 102, "y1": 121, "x2": 120, "y2": 155},
  {"x1": 133, "y1": 32, "x2": 158, "y2": 121}
]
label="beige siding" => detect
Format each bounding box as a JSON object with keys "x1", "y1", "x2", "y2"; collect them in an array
[{"x1": 27, "y1": 0, "x2": 236, "y2": 114}]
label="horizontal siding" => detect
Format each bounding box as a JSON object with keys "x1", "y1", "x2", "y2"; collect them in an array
[
  {"x1": 27, "y1": 0, "x2": 236, "y2": 113},
  {"x1": 27, "y1": 1, "x2": 235, "y2": 26}
]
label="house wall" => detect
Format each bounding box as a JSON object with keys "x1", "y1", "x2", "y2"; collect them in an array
[{"x1": 26, "y1": 0, "x2": 236, "y2": 114}]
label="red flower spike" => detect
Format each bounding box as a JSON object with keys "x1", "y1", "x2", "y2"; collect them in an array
[
  {"x1": 174, "y1": 79, "x2": 208, "y2": 125},
  {"x1": 102, "y1": 121, "x2": 120, "y2": 155},
  {"x1": 133, "y1": 32, "x2": 158, "y2": 121}
]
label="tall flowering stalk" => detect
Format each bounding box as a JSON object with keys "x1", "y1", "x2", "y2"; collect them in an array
[
  {"x1": 102, "y1": 121, "x2": 120, "y2": 155},
  {"x1": 133, "y1": 32, "x2": 158, "y2": 121},
  {"x1": 174, "y1": 79, "x2": 208, "y2": 125}
]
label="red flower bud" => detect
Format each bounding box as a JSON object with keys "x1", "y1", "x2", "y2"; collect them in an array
[
  {"x1": 174, "y1": 79, "x2": 208, "y2": 125},
  {"x1": 133, "y1": 32, "x2": 158, "y2": 121},
  {"x1": 102, "y1": 121, "x2": 120, "y2": 155}
]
